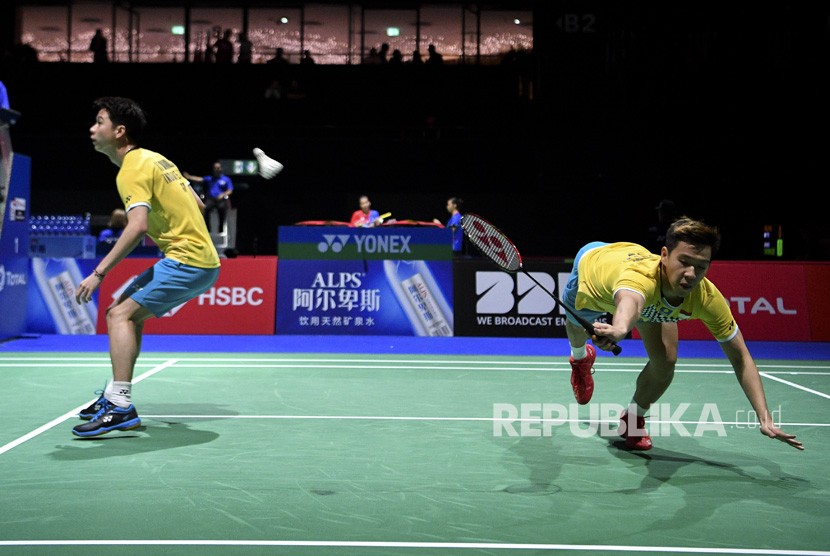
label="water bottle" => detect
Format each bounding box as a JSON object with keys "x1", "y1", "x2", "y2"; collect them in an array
[
  {"x1": 383, "y1": 259, "x2": 453, "y2": 336},
  {"x1": 31, "y1": 257, "x2": 98, "y2": 334}
]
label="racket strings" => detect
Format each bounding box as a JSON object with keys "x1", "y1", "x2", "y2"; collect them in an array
[{"x1": 462, "y1": 216, "x2": 521, "y2": 271}]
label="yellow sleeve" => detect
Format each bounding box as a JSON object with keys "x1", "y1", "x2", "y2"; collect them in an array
[
  {"x1": 695, "y1": 279, "x2": 739, "y2": 342},
  {"x1": 117, "y1": 159, "x2": 154, "y2": 213}
]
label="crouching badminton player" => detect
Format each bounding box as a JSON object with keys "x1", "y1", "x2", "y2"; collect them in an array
[{"x1": 563, "y1": 217, "x2": 803, "y2": 451}]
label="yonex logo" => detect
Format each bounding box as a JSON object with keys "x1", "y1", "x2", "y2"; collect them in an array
[{"x1": 318, "y1": 234, "x2": 351, "y2": 253}]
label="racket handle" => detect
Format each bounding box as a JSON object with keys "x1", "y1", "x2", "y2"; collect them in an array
[{"x1": 587, "y1": 325, "x2": 622, "y2": 356}]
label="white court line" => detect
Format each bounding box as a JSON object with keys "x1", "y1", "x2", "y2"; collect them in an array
[
  {"x1": 1, "y1": 356, "x2": 829, "y2": 372},
  {"x1": 760, "y1": 372, "x2": 830, "y2": 400},
  {"x1": 140, "y1": 414, "x2": 830, "y2": 427},
  {"x1": 0, "y1": 539, "x2": 826, "y2": 554},
  {"x1": 0, "y1": 359, "x2": 178, "y2": 456},
  {"x1": 2, "y1": 363, "x2": 829, "y2": 376}
]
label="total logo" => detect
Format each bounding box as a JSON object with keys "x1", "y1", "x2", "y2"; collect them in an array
[
  {"x1": 476, "y1": 271, "x2": 562, "y2": 314},
  {"x1": 317, "y1": 233, "x2": 412, "y2": 254},
  {"x1": 0, "y1": 264, "x2": 28, "y2": 293}
]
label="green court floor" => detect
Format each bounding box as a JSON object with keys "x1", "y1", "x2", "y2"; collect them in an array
[{"x1": 1, "y1": 352, "x2": 828, "y2": 555}]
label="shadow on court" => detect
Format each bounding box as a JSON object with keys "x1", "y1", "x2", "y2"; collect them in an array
[
  {"x1": 603, "y1": 437, "x2": 816, "y2": 532},
  {"x1": 496, "y1": 431, "x2": 604, "y2": 498},
  {"x1": 48, "y1": 403, "x2": 237, "y2": 461}
]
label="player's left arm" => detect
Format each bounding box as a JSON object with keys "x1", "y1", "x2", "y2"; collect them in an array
[
  {"x1": 189, "y1": 185, "x2": 206, "y2": 212},
  {"x1": 721, "y1": 331, "x2": 804, "y2": 450}
]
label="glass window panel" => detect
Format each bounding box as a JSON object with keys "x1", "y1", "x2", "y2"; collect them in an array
[
  {"x1": 361, "y1": 9, "x2": 417, "y2": 64},
  {"x1": 131, "y1": 7, "x2": 185, "y2": 62},
  {"x1": 420, "y1": 5, "x2": 462, "y2": 63},
  {"x1": 303, "y1": 4, "x2": 350, "y2": 65},
  {"x1": 189, "y1": 8, "x2": 243, "y2": 63},
  {"x1": 480, "y1": 9, "x2": 533, "y2": 63},
  {"x1": 19, "y1": 6, "x2": 68, "y2": 62},
  {"x1": 249, "y1": 8, "x2": 302, "y2": 64},
  {"x1": 70, "y1": 2, "x2": 113, "y2": 63},
  {"x1": 113, "y1": 5, "x2": 133, "y2": 63}
]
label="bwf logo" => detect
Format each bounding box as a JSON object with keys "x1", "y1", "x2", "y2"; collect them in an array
[
  {"x1": 318, "y1": 234, "x2": 351, "y2": 253},
  {"x1": 476, "y1": 271, "x2": 557, "y2": 314}
]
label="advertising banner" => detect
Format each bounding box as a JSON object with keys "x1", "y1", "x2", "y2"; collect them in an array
[
  {"x1": 805, "y1": 264, "x2": 830, "y2": 341},
  {"x1": 453, "y1": 258, "x2": 593, "y2": 338},
  {"x1": 95, "y1": 256, "x2": 277, "y2": 335},
  {"x1": 670, "y1": 262, "x2": 811, "y2": 341},
  {"x1": 26, "y1": 257, "x2": 100, "y2": 334},
  {"x1": 1, "y1": 255, "x2": 31, "y2": 336},
  {"x1": 276, "y1": 226, "x2": 453, "y2": 335}
]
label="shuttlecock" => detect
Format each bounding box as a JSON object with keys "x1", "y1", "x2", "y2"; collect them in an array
[{"x1": 253, "y1": 147, "x2": 284, "y2": 179}]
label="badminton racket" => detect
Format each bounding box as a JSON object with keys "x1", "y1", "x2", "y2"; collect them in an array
[{"x1": 460, "y1": 212, "x2": 622, "y2": 355}]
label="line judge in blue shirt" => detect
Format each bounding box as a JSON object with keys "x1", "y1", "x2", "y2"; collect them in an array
[
  {"x1": 433, "y1": 196, "x2": 464, "y2": 252},
  {"x1": 184, "y1": 161, "x2": 234, "y2": 233}
]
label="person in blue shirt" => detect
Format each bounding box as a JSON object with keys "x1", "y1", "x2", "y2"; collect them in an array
[
  {"x1": 184, "y1": 161, "x2": 234, "y2": 233},
  {"x1": 0, "y1": 80, "x2": 9, "y2": 110},
  {"x1": 433, "y1": 196, "x2": 464, "y2": 252},
  {"x1": 97, "y1": 208, "x2": 127, "y2": 245}
]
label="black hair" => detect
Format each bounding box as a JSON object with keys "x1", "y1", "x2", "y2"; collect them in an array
[
  {"x1": 449, "y1": 197, "x2": 464, "y2": 208},
  {"x1": 666, "y1": 216, "x2": 721, "y2": 257},
  {"x1": 92, "y1": 96, "x2": 147, "y2": 143}
]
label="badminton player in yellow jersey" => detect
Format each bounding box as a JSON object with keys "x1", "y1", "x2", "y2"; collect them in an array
[
  {"x1": 72, "y1": 96, "x2": 221, "y2": 437},
  {"x1": 562, "y1": 217, "x2": 803, "y2": 451}
]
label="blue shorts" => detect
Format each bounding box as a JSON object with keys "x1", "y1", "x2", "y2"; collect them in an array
[
  {"x1": 123, "y1": 258, "x2": 220, "y2": 317},
  {"x1": 561, "y1": 241, "x2": 609, "y2": 327}
]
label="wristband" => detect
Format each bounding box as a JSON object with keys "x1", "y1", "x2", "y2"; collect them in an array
[{"x1": 93, "y1": 269, "x2": 106, "y2": 279}]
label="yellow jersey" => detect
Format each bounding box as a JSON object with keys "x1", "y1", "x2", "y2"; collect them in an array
[
  {"x1": 575, "y1": 242, "x2": 738, "y2": 342},
  {"x1": 116, "y1": 148, "x2": 220, "y2": 269}
]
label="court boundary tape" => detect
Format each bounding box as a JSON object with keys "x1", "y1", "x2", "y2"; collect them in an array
[
  {"x1": 0, "y1": 359, "x2": 178, "y2": 456},
  {"x1": 760, "y1": 372, "x2": 830, "y2": 400},
  {"x1": 0, "y1": 539, "x2": 827, "y2": 554},
  {"x1": 138, "y1": 414, "x2": 830, "y2": 427},
  {"x1": 2, "y1": 355, "x2": 830, "y2": 371}
]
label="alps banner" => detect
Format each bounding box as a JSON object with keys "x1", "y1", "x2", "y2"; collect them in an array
[
  {"x1": 95, "y1": 256, "x2": 277, "y2": 334},
  {"x1": 276, "y1": 226, "x2": 454, "y2": 335}
]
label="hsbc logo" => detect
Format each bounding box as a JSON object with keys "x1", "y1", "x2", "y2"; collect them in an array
[
  {"x1": 476, "y1": 271, "x2": 559, "y2": 314},
  {"x1": 199, "y1": 286, "x2": 264, "y2": 307}
]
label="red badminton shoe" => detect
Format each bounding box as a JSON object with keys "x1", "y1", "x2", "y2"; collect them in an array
[
  {"x1": 619, "y1": 410, "x2": 653, "y2": 450},
  {"x1": 569, "y1": 344, "x2": 596, "y2": 405}
]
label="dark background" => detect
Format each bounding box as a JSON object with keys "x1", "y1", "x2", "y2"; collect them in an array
[{"x1": 2, "y1": 0, "x2": 828, "y2": 260}]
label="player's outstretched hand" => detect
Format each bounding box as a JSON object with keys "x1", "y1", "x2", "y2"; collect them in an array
[{"x1": 760, "y1": 423, "x2": 804, "y2": 450}]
